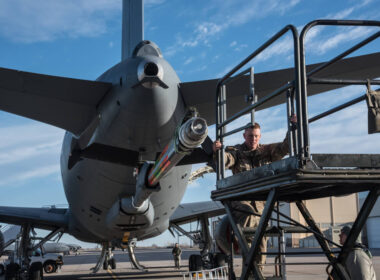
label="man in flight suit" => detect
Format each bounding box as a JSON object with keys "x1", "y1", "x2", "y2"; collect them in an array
[
  {"x1": 172, "y1": 243, "x2": 182, "y2": 269},
  {"x1": 213, "y1": 119, "x2": 294, "y2": 270},
  {"x1": 339, "y1": 226, "x2": 376, "y2": 280}
]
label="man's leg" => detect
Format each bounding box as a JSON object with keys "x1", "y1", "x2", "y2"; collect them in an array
[
  {"x1": 252, "y1": 216, "x2": 267, "y2": 272},
  {"x1": 259, "y1": 237, "x2": 267, "y2": 270},
  {"x1": 230, "y1": 201, "x2": 256, "y2": 269}
]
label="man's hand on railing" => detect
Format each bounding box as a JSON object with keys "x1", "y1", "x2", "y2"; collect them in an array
[
  {"x1": 290, "y1": 114, "x2": 297, "y2": 124},
  {"x1": 213, "y1": 140, "x2": 222, "y2": 152}
]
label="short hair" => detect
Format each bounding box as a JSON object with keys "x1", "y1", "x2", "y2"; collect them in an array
[
  {"x1": 341, "y1": 225, "x2": 351, "y2": 235},
  {"x1": 245, "y1": 122, "x2": 261, "y2": 131}
]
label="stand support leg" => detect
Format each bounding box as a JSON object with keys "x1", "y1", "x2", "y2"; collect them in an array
[
  {"x1": 240, "y1": 188, "x2": 277, "y2": 280},
  {"x1": 296, "y1": 201, "x2": 349, "y2": 279}
]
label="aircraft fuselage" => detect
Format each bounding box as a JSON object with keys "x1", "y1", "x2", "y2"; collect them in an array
[{"x1": 59, "y1": 42, "x2": 192, "y2": 244}]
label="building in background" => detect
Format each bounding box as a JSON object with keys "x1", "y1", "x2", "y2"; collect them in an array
[
  {"x1": 270, "y1": 194, "x2": 359, "y2": 248},
  {"x1": 359, "y1": 197, "x2": 380, "y2": 249}
]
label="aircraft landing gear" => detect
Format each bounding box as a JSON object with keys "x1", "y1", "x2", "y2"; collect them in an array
[
  {"x1": 127, "y1": 240, "x2": 146, "y2": 271},
  {"x1": 172, "y1": 215, "x2": 226, "y2": 271},
  {"x1": 102, "y1": 251, "x2": 116, "y2": 270},
  {"x1": 92, "y1": 242, "x2": 117, "y2": 273}
]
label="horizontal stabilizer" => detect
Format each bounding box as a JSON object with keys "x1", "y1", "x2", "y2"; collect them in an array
[
  {"x1": 0, "y1": 67, "x2": 112, "y2": 136},
  {"x1": 0, "y1": 206, "x2": 69, "y2": 231},
  {"x1": 170, "y1": 201, "x2": 225, "y2": 225},
  {"x1": 180, "y1": 52, "x2": 380, "y2": 124}
]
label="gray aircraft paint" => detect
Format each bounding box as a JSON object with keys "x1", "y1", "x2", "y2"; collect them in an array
[
  {"x1": 122, "y1": 0, "x2": 144, "y2": 60},
  {"x1": 60, "y1": 39, "x2": 191, "y2": 243},
  {"x1": 1, "y1": 0, "x2": 380, "y2": 253},
  {"x1": 57, "y1": 0, "x2": 192, "y2": 244}
]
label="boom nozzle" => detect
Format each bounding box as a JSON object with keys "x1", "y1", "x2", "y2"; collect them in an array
[
  {"x1": 147, "y1": 117, "x2": 208, "y2": 187},
  {"x1": 178, "y1": 117, "x2": 208, "y2": 150}
]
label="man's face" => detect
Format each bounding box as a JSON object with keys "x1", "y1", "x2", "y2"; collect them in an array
[
  {"x1": 243, "y1": 128, "x2": 261, "y2": 150},
  {"x1": 339, "y1": 232, "x2": 347, "y2": 245}
]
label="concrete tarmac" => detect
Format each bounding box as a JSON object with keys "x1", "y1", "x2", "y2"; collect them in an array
[{"x1": 37, "y1": 248, "x2": 380, "y2": 279}]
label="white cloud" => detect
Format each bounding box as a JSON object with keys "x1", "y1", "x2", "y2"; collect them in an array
[
  {"x1": 215, "y1": 63, "x2": 237, "y2": 78},
  {"x1": 234, "y1": 44, "x2": 248, "y2": 52},
  {"x1": 309, "y1": 26, "x2": 373, "y2": 55},
  {"x1": 309, "y1": 104, "x2": 380, "y2": 154},
  {"x1": 184, "y1": 57, "x2": 194, "y2": 65},
  {"x1": 326, "y1": 7, "x2": 355, "y2": 19},
  {"x1": 0, "y1": 0, "x2": 120, "y2": 43},
  {"x1": 0, "y1": 141, "x2": 61, "y2": 165},
  {"x1": 0, "y1": 121, "x2": 63, "y2": 187},
  {"x1": 0, "y1": 123, "x2": 63, "y2": 149},
  {"x1": 254, "y1": 3, "x2": 378, "y2": 62},
  {"x1": 0, "y1": 165, "x2": 60, "y2": 186},
  {"x1": 167, "y1": 0, "x2": 301, "y2": 56},
  {"x1": 255, "y1": 36, "x2": 294, "y2": 62},
  {"x1": 145, "y1": 0, "x2": 166, "y2": 6},
  {"x1": 230, "y1": 41, "x2": 237, "y2": 47}
]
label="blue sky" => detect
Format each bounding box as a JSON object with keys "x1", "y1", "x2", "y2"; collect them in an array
[{"x1": 0, "y1": 0, "x2": 379, "y2": 247}]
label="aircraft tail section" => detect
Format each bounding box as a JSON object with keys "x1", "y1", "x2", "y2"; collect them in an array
[{"x1": 122, "y1": 0, "x2": 144, "y2": 61}]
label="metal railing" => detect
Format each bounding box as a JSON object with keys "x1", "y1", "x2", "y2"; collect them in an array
[
  {"x1": 182, "y1": 265, "x2": 228, "y2": 280},
  {"x1": 215, "y1": 20, "x2": 380, "y2": 183},
  {"x1": 216, "y1": 25, "x2": 301, "y2": 181},
  {"x1": 299, "y1": 19, "x2": 380, "y2": 159}
]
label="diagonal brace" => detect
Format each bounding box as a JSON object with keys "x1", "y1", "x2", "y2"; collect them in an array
[
  {"x1": 31, "y1": 227, "x2": 64, "y2": 252},
  {"x1": 296, "y1": 201, "x2": 349, "y2": 279},
  {"x1": 240, "y1": 188, "x2": 277, "y2": 280},
  {"x1": 224, "y1": 202, "x2": 249, "y2": 257},
  {"x1": 338, "y1": 188, "x2": 380, "y2": 264}
]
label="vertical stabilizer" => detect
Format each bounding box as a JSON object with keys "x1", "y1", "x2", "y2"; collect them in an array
[{"x1": 122, "y1": 0, "x2": 144, "y2": 60}]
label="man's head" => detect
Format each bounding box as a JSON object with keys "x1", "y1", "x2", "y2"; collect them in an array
[
  {"x1": 339, "y1": 226, "x2": 351, "y2": 245},
  {"x1": 243, "y1": 122, "x2": 261, "y2": 150},
  {"x1": 175, "y1": 243, "x2": 179, "y2": 247}
]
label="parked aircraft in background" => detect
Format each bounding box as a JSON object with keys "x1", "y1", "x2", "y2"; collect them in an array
[{"x1": 0, "y1": 225, "x2": 70, "y2": 255}]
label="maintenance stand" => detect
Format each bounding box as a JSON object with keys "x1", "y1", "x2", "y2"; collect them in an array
[{"x1": 211, "y1": 20, "x2": 380, "y2": 280}]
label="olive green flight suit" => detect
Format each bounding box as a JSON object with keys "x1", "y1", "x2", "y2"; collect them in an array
[{"x1": 222, "y1": 136, "x2": 289, "y2": 268}]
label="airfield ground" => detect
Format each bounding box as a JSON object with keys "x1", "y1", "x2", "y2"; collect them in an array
[{"x1": 33, "y1": 248, "x2": 380, "y2": 279}]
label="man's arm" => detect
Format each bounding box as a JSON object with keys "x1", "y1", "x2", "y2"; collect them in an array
[
  {"x1": 263, "y1": 133, "x2": 289, "y2": 162},
  {"x1": 261, "y1": 114, "x2": 296, "y2": 162},
  {"x1": 212, "y1": 140, "x2": 237, "y2": 170}
]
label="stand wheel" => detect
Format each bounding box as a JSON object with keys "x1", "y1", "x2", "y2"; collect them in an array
[
  {"x1": 5, "y1": 263, "x2": 19, "y2": 280},
  {"x1": 189, "y1": 254, "x2": 202, "y2": 271},
  {"x1": 109, "y1": 258, "x2": 116, "y2": 270},
  {"x1": 214, "y1": 253, "x2": 226, "y2": 268},
  {"x1": 103, "y1": 260, "x2": 108, "y2": 270},
  {"x1": 30, "y1": 262, "x2": 43, "y2": 280}
]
